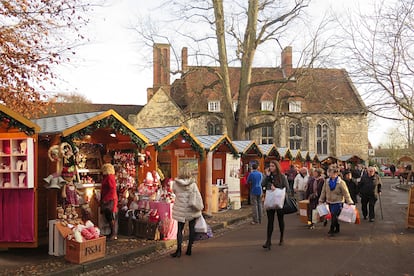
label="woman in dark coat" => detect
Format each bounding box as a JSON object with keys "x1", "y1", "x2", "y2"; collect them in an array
[
  {"x1": 262, "y1": 160, "x2": 290, "y2": 250},
  {"x1": 305, "y1": 168, "x2": 325, "y2": 228},
  {"x1": 342, "y1": 169, "x2": 358, "y2": 204}
]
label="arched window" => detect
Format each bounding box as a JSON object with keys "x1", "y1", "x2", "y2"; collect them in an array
[
  {"x1": 288, "y1": 122, "x2": 302, "y2": 149},
  {"x1": 207, "y1": 121, "x2": 221, "y2": 135},
  {"x1": 261, "y1": 125, "x2": 274, "y2": 144},
  {"x1": 316, "y1": 121, "x2": 329, "y2": 155}
]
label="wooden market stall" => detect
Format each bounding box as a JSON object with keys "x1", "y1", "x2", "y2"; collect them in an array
[
  {"x1": 33, "y1": 110, "x2": 148, "y2": 240},
  {"x1": 305, "y1": 151, "x2": 319, "y2": 170},
  {"x1": 136, "y1": 125, "x2": 205, "y2": 240},
  {"x1": 338, "y1": 155, "x2": 365, "y2": 169},
  {"x1": 290, "y1": 149, "x2": 305, "y2": 169},
  {"x1": 232, "y1": 140, "x2": 263, "y2": 205},
  {"x1": 259, "y1": 144, "x2": 280, "y2": 170},
  {"x1": 196, "y1": 135, "x2": 239, "y2": 214},
  {"x1": 277, "y1": 147, "x2": 293, "y2": 173},
  {"x1": 0, "y1": 104, "x2": 40, "y2": 248}
]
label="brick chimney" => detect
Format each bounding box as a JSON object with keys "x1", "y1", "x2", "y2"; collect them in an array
[
  {"x1": 181, "y1": 47, "x2": 188, "y2": 73},
  {"x1": 281, "y1": 46, "x2": 292, "y2": 78},
  {"x1": 153, "y1": 43, "x2": 170, "y2": 93}
]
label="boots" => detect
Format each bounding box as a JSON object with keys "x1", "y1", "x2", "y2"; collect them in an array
[
  {"x1": 279, "y1": 232, "x2": 284, "y2": 246},
  {"x1": 262, "y1": 239, "x2": 271, "y2": 250},
  {"x1": 171, "y1": 246, "x2": 182, "y2": 258},
  {"x1": 328, "y1": 225, "x2": 335, "y2": 236},
  {"x1": 108, "y1": 221, "x2": 117, "y2": 241},
  {"x1": 186, "y1": 245, "x2": 192, "y2": 256}
]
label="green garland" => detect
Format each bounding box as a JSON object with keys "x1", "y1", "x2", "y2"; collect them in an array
[
  {"x1": 0, "y1": 112, "x2": 35, "y2": 136},
  {"x1": 240, "y1": 143, "x2": 263, "y2": 158},
  {"x1": 155, "y1": 129, "x2": 205, "y2": 160},
  {"x1": 210, "y1": 139, "x2": 239, "y2": 158},
  {"x1": 63, "y1": 115, "x2": 147, "y2": 149}
]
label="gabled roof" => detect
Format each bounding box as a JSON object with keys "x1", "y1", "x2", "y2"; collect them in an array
[
  {"x1": 338, "y1": 155, "x2": 364, "y2": 163},
  {"x1": 258, "y1": 144, "x2": 280, "y2": 158},
  {"x1": 232, "y1": 140, "x2": 263, "y2": 157},
  {"x1": 139, "y1": 126, "x2": 204, "y2": 158},
  {"x1": 35, "y1": 103, "x2": 143, "y2": 121},
  {"x1": 277, "y1": 147, "x2": 293, "y2": 160},
  {"x1": 33, "y1": 109, "x2": 148, "y2": 148},
  {"x1": 196, "y1": 135, "x2": 238, "y2": 155},
  {"x1": 305, "y1": 151, "x2": 319, "y2": 162},
  {"x1": 0, "y1": 104, "x2": 40, "y2": 136},
  {"x1": 290, "y1": 149, "x2": 304, "y2": 161}
]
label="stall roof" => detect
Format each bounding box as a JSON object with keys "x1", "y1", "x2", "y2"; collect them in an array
[
  {"x1": 232, "y1": 140, "x2": 263, "y2": 157},
  {"x1": 33, "y1": 109, "x2": 148, "y2": 147},
  {"x1": 290, "y1": 149, "x2": 304, "y2": 161},
  {"x1": 338, "y1": 154, "x2": 364, "y2": 163},
  {"x1": 139, "y1": 126, "x2": 204, "y2": 158},
  {"x1": 319, "y1": 155, "x2": 338, "y2": 164},
  {"x1": 258, "y1": 144, "x2": 280, "y2": 158},
  {"x1": 196, "y1": 135, "x2": 238, "y2": 155},
  {"x1": 0, "y1": 104, "x2": 40, "y2": 135},
  {"x1": 306, "y1": 151, "x2": 319, "y2": 162},
  {"x1": 277, "y1": 147, "x2": 293, "y2": 160}
]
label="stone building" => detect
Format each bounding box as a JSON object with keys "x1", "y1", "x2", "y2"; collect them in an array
[{"x1": 133, "y1": 43, "x2": 369, "y2": 161}]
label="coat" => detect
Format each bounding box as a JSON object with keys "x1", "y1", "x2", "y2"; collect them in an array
[
  {"x1": 172, "y1": 178, "x2": 203, "y2": 223},
  {"x1": 319, "y1": 176, "x2": 354, "y2": 205},
  {"x1": 359, "y1": 173, "x2": 382, "y2": 199},
  {"x1": 101, "y1": 174, "x2": 118, "y2": 213}
]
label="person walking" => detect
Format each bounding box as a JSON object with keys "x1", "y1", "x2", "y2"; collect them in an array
[
  {"x1": 285, "y1": 164, "x2": 298, "y2": 197},
  {"x1": 247, "y1": 162, "x2": 263, "y2": 224},
  {"x1": 359, "y1": 166, "x2": 382, "y2": 222},
  {"x1": 171, "y1": 169, "x2": 204, "y2": 258},
  {"x1": 305, "y1": 168, "x2": 325, "y2": 229},
  {"x1": 342, "y1": 169, "x2": 358, "y2": 204},
  {"x1": 319, "y1": 165, "x2": 354, "y2": 237},
  {"x1": 294, "y1": 167, "x2": 309, "y2": 201},
  {"x1": 262, "y1": 160, "x2": 290, "y2": 250},
  {"x1": 101, "y1": 163, "x2": 118, "y2": 241},
  {"x1": 389, "y1": 164, "x2": 396, "y2": 178}
]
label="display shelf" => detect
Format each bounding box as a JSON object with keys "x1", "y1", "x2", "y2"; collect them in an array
[{"x1": 0, "y1": 138, "x2": 34, "y2": 189}]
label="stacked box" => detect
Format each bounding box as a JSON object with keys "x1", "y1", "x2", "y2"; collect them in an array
[
  {"x1": 65, "y1": 236, "x2": 106, "y2": 264},
  {"x1": 298, "y1": 200, "x2": 309, "y2": 224}
]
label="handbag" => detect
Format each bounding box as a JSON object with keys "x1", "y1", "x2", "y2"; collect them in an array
[
  {"x1": 263, "y1": 188, "x2": 286, "y2": 210},
  {"x1": 195, "y1": 215, "x2": 208, "y2": 233},
  {"x1": 189, "y1": 186, "x2": 204, "y2": 211},
  {"x1": 316, "y1": 203, "x2": 330, "y2": 216},
  {"x1": 282, "y1": 195, "x2": 298, "y2": 214}
]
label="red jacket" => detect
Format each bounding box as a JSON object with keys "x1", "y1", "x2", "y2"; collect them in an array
[{"x1": 101, "y1": 174, "x2": 118, "y2": 213}]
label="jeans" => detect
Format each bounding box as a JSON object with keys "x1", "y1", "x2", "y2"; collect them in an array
[{"x1": 251, "y1": 193, "x2": 262, "y2": 223}]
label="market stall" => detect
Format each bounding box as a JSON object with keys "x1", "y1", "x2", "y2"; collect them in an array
[
  {"x1": 129, "y1": 125, "x2": 205, "y2": 240},
  {"x1": 196, "y1": 135, "x2": 239, "y2": 214},
  {"x1": 305, "y1": 151, "x2": 319, "y2": 170},
  {"x1": 232, "y1": 140, "x2": 263, "y2": 205},
  {"x1": 259, "y1": 144, "x2": 280, "y2": 170},
  {"x1": 277, "y1": 147, "x2": 293, "y2": 173},
  {"x1": 0, "y1": 104, "x2": 40, "y2": 248},
  {"x1": 33, "y1": 109, "x2": 148, "y2": 247}
]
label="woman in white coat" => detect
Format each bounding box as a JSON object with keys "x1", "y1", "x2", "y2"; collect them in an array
[{"x1": 171, "y1": 169, "x2": 204, "y2": 257}]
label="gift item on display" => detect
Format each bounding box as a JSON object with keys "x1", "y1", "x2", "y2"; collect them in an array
[
  {"x1": 18, "y1": 173, "x2": 26, "y2": 187},
  {"x1": 20, "y1": 140, "x2": 27, "y2": 154}
]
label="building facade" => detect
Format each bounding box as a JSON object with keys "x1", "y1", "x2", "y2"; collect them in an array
[{"x1": 133, "y1": 43, "x2": 369, "y2": 160}]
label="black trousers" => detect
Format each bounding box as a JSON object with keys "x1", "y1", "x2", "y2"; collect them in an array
[
  {"x1": 266, "y1": 209, "x2": 284, "y2": 241},
  {"x1": 177, "y1": 219, "x2": 196, "y2": 249},
  {"x1": 361, "y1": 194, "x2": 377, "y2": 219}
]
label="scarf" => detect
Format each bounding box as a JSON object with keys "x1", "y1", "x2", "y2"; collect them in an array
[{"x1": 329, "y1": 176, "x2": 338, "y2": 191}]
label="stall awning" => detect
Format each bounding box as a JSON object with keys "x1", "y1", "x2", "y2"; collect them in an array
[
  {"x1": 338, "y1": 155, "x2": 364, "y2": 163},
  {"x1": 139, "y1": 126, "x2": 204, "y2": 158},
  {"x1": 305, "y1": 151, "x2": 319, "y2": 162},
  {"x1": 0, "y1": 104, "x2": 40, "y2": 136},
  {"x1": 258, "y1": 144, "x2": 280, "y2": 159},
  {"x1": 277, "y1": 147, "x2": 293, "y2": 160},
  {"x1": 196, "y1": 135, "x2": 238, "y2": 156},
  {"x1": 290, "y1": 149, "x2": 304, "y2": 161},
  {"x1": 232, "y1": 140, "x2": 263, "y2": 157},
  {"x1": 319, "y1": 155, "x2": 338, "y2": 164},
  {"x1": 33, "y1": 109, "x2": 148, "y2": 148}
]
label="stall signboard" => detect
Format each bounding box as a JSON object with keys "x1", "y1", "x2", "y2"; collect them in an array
[{"x1": 225, "y1": 153, "x2": 241, "y2": 210}]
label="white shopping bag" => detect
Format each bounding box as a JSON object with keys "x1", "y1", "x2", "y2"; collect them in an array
[
  {"x1": 317, "y1": 203, "x2": 330, "y2": 216},
  {"x1": 264, "y1": 188, "x2": 286, "y2": 210},
  {"x1": 338, "y1": 203, "x2": 356, "y2": 223},
  {"x1": 195, "y1": 215, "x2": 208, "y2": 233}
]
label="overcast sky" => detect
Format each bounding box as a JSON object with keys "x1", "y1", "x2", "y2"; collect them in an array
[{"x1": 52, "y1": 0, "x2": 389, "y2": 147}]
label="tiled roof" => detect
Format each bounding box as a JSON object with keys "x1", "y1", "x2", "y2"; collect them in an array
[
  {"x1": 233, "y1": 140, "x2": 262, "y2": 156},
  {"x1": 170, "y1": 66, "x2": 366, "y2": 114},
  {"x1": 35, "y1": 103, "x2": 143, "y2": 121},
  {"x1": 138, "y1": 126, "x2": 182, "y2": 144},
  {"x1": 258, "y1": 144, "x2": 277, "y2": 156},
  {"x1": 33, "y1": 111, "x2": 104, "y2": 134},
  {"x1": 196, "y1": 135, "x2": 238, "y2": 155}
]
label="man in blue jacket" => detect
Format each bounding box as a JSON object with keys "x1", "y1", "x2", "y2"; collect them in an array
[{"x1": 247, "y1": 163, "x2": 263, "y2": 224}]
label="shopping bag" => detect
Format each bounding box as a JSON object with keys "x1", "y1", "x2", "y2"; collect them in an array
[
  {"x1": 354, "y1": 207, "x2": 361, "y2": 224},
  {"x1": 316, "y1": 203, "x2": 330, "y2": 216},
  {"x1": 312, "y1": 209, "x2": 319, "y2": 224},
  {"x1": 338, "y1": 203, "x2": 356, "y2": 223},
  {"x1": 194, "y1": 225, "x2": 213, "y2": 241},
  {"x1": 264, "y1": 188, "x2": 286, "y2": 210},
  {"x1": 282, "y1": 196, "x2": 298, "y2": 214},
  {"x1": 195, "y1": 215, "x2": 208, "y2": 233}
]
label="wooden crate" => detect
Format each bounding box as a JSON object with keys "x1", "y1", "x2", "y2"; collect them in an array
[
  {"x1": 65, "y1": 236, "x2": 106, "y2": 264},
  {"x1": 298, "y1": 200, "x2": 309, "y2": 224}
]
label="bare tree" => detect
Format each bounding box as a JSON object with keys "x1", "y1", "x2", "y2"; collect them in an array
[{"x1": 338, "y1": 0, "x2": 414, "y2": 124}]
